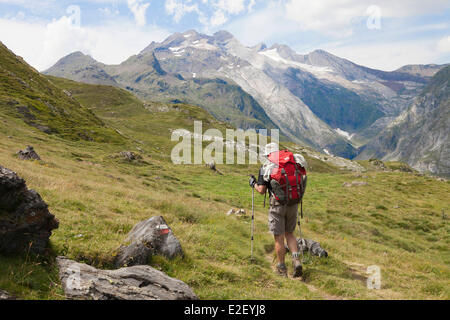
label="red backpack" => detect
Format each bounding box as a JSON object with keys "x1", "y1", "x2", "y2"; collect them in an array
[{"x1": 267, "y1": 150, "x2": 307, "y2": 206}]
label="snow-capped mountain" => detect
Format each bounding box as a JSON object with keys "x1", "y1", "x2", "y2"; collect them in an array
[{"x1": 44, "y1": 29, "x2": 446, "y2": 160}]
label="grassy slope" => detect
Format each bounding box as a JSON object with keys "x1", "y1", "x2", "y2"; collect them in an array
[
  {"x1": 0, "y1": 75, "x2": 449, "y2": 299},
  {"x1": 0, "y1": 42, "x2": 122, "y2": 144}
]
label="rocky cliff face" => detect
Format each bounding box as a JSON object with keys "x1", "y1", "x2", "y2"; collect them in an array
[
  {"x1": 0, "y1": 165, "x2": 59, "y2": 254},
  {"x1": 357, "y1": 66, "x2": 450, "y2": 177}
]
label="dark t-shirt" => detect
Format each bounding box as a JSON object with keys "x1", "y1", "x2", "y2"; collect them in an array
[{"x1": 257, "y1": 166, "x2": 270, "y2": 189}]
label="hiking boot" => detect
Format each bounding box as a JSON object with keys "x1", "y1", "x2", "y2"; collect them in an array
[
  {"x1": 276, "y1": 263, "x2": 287, "y2": 277},
  {"x1": 292, "y1": 260, "x2": 303, "y2": 278}
]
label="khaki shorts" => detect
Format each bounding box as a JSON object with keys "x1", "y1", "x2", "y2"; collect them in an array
[{"x1": 268, "y1": 197, "x2": 298, "y2": 235}]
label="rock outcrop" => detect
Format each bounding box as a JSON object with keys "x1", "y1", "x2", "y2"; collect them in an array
[
  {"x1": 114, "y1": 216, "x2": 183, "y2": 268},
  {"x1": 57, "y1": 256, "x2": 197, "y2": 300},
  {"x1": 0, "y1": 165, "x2": 58, "y2": 254},
  {"x1": 119, "y1": 151, "x2": 142, "y2": 162},
  {"x1": 17, "y1": 146, "x2": 41, "y2": 160},
  {"x1": 357, "y1": 66, "x2": 450, "y2": 177},
  {"x1": 0, "y1": 289, "x2": 15, "y2": 300}
]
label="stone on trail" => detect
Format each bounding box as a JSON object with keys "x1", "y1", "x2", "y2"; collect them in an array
[
  {"x1": 285, "y1": 238, "x2": 328, "y2": 258},
  {"x1": 17, "y1": 146, "x2": 41, "y2": 160},
  {"x1": 56, "y1": 257, "x2": 198, "y2": 300},
  {"x1": 298, "y1": 238, "x2": 328, "y2": 257},
  {"x1": 114, "y1": 216, "x2": 183, "y2": 268},
  {"x1": 0, "y1": 165, "x2": 58, "y2": 255}
]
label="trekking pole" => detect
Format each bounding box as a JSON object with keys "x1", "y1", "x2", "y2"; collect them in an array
[
  {"x1": 251, "y1": 186, "x2": 255, "y2": 262},
  {"x1": 297, "y1": 199, "x2": 306, "y2": 263}
]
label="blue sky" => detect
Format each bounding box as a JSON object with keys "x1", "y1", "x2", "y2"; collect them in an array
[{"x1": 0, "y1": 0, "x2": 449, "y2": 71}]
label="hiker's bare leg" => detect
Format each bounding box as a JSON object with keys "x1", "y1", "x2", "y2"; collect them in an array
[
  {"x1": 285, "y1": 232, "x2": 299, "y2": 260},
  {"x1": 286, "y1": 231, "x2": 303, "y2": 277},
  {"x1": 274, "y1": 234, "x2": 286, "y2": 264}
]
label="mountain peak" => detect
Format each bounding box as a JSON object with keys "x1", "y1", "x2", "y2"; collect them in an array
[
  {"x1": 213, "y1": 30, "x2": 234, "y2": 42},
  {"x1": 310, "y1": 49, "x2": 332, "y2": 56},
  {"x1": 45, "y1": 51, "x2": 98, "y2": 73},
  {"x1": 251, "y1": 42, "x2": 267, "y2": 52},
  {"x1": 67, "y1": 51, "x2": 87, "y2": 57},
  {"x1": 182, "y1": 29, "x2": 199, "y2": 37}
]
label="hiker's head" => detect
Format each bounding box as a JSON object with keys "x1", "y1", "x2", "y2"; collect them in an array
[{"x1": 263, "y1": 143, "x2": 279, "y2": 157}]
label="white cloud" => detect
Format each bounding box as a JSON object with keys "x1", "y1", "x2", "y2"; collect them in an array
[
  {"x1": 226, "y1": 3, "x2": 297, "y2": 45},
  {"x1": 0, "y1": 13, "x2": 169, "y2": 71},
  {"x1": 437, "y1": 36, "x2": 450, "y2": 53},
  {"x1": 210, "y1": 9, "x2": 227, "y2": 27},
  {"x1": 285, "y1": 0, "x2": 368, "y2": 37},
  {"x1": 247, "y1": 0, "x2": 256, "y2": 12},
  {"x1": 99, "y1": 7, "x2": 120, "y2": 18},
  {"x1": 215, "y1": 0, "x2": 246, "y2": 14},
  {"x1": 284, "y1": 0, "x2": 450, "y2": 37},
  {"x1": 164, "y1": 0, "x2": 252, "y2": 27},
  {"x1": 323, "y1": 39, "x2": 447, "y2": 71},
  {"x1": 127, "y1": 0, "x2": 150, "y2": 26},
  {"x1": 165, "y1": 0, "x2": 201, "y2": 23}
]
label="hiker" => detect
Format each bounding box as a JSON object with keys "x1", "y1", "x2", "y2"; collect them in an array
[{"x1": 249, "y1": 143, "x2": 306, "y2": 278}]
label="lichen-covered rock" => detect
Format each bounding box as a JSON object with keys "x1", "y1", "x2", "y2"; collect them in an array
[
  {"x1": 57, "y1": 256, "x2": 197, "y2": 300},
  {"x1": 114, "y1": 216, "x2": 182, "y2": 268},
  {"x1": 0, "y1": 165, "x2": 58, "y2": 254},
  {"x1": 17, "y1": 146, "x2": 41, "y2": 160}
]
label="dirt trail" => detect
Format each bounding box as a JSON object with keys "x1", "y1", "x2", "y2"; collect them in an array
[{"x1": 265, "y1": 253, "x2": 344, "y2": 300}]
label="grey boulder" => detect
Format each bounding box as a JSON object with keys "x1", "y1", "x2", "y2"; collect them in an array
[
  {"x1": 298, "y1": 238, "x2": 328, "y2": 257},
  {"x1": 0, "y1": 289, "x2": 15, "y2": 300},
  {"x1": 57, "y1": 256, "x2": 197, "y2": 300},
  {"x1": 114, "y1": 216, "x2": 183, "y2": 268},
  {"x1": 0, "y1": 165, "x2": 58, "y2": 254},
  {"x1": 17, "y1": 146, "x2": 41, "y2": 160},
  {"x1": 285, "y1": 238, "x2": 328, "y2": 258}
]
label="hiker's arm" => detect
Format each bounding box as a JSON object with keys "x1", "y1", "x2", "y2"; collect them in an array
[{"x1": 255, "y1": 184, "x2": 267, "y2": 195}]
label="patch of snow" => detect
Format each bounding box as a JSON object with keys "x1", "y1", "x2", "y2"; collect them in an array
[
  {"x1": 169, "y1": 39, "x2": 217, "y2": 53},
  {"x1": 191, "y1": 41, "x2": 218, "y2": 51},
  {"x1": 335, "y1": 128, "x2": 354, "y2": 140},
  {"x1": 323, "y1": 149, "x2": 331, "y2": 155},
  {"x1": 192, "y1": 73, "x2": 196, "y2": 78},
  {"x1": 259, "y1": 48, "x2": 333, "y2": 74}
]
